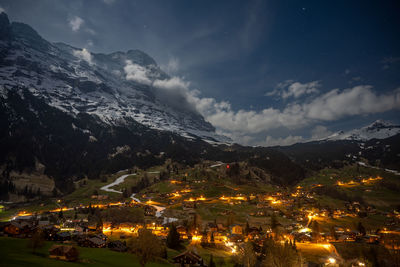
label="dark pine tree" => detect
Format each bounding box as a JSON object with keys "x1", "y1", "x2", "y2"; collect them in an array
[{"x1": 166, "y1": 223, "x2": 181, "y2": 249}]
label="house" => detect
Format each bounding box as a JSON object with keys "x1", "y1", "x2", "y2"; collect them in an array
[
  {"x1": 95, "y1": 233, "x2": 108, "y2": 241},
  {"x1": 229, "y1": 234, "x2": 243, "y2": 243},
  {"x1": 247, "y1": 227, "x2": 261, "y2": 240},
  {"x1": 49, "y1": 245, "x2": 79, "y2": 262},
  {"x1": 4, "y1": 221, "x2": 32, "y2": 236},
  {"x1": 183, "y1": 201, "x2": 196, "y2": 209},
  {"x1": 173, "y1": 250, "x2": 204, "y2": 266},
  {"x1": 144, "y1": 205, "x2": 157, "y2": 216},
  {"x1": 4, "y1": 222, "x2": 23, "y2": 236},
  {"x1": 40, "y1": 225, "x2": 59, "y2": 240},
  {"x1": 206, "y1": 222, "x2": 218, "y2": 232},
  {"x1": 294, "y1": 233, "x2": 312, "y2": 242},
  {"x1": 176, "y1": 225, "x2": 187, "y2": 237},
  {"x1": 87, "y1": 237, "x2": 106, "y2": 248},
  {"x1": 231, "y1": 224, "x2": 243, "y2": 235},
  {"x1": 74, "y1": 225, "x2": 86, "y2": 233},
  {"x1": 108, "y1": 240, "x2": 128, "y2": 252}
]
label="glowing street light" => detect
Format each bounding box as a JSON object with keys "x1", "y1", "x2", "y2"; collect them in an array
[{"x1": 327, "y1": 257, "x2": 336, "y2": 265}]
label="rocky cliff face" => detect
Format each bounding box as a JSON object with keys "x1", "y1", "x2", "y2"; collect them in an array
[{"x1": 0, "y1": 12, "x2": 227, "y2": 143}]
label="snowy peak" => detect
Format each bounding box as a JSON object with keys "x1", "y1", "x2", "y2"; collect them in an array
[
  {"x1": 325, "y1": 120, "x2": 400, "y2": 141},
  {"x1": 0, "y1": 13, "x2": 228, "y2": 143}
]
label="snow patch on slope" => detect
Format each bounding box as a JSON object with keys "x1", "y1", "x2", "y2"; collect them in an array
[{"x1": 325, "y1": 120, "x2": 400, "y2": 141}]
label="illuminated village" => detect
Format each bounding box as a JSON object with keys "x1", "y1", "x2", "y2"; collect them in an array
[{"x1": 1, "y1": 162, "x2": 399, "y2": 266}]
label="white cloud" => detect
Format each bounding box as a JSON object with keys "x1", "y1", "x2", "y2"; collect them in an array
[
  {"x1": 153, "y1": 76, "x2": 188, "y2": 91},
  {"x1": 120, "y1": 62, "x2": 400, "y2": 146},
  {"x1": 266, "y1": 80, "x2": 320, "y2": 99},
  {"x1": 191, "y1": 85, "x2": 400, "y2": 145},
  {"x1": 283, "y1": 81, "x2": 320, "y2": 99},
  {"x1": 0, "y1": 6, "x2": 5, "y2": 13},
  {"x1": 73, "y1": 48, "x2": 93, "y2": 65},
  {"x1": 304, "y1": 85, "x2": 400, "y2": 120},
  {"x1": 69, "y1": 16, "x2": 84, "y2": 32},
  {"x1": 311, "y1": 125, "x2": 332, "y2": 140},
  {"x1": 124, "y1": 60, "x2": 151, "y2": 85}
]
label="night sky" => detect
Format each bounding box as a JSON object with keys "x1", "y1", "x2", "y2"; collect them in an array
[{"x1": 1, "y1": 0, "x2": 399, "y2": 145}]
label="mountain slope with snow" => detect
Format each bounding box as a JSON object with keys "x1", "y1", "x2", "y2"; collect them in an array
[
  {"x1": 324, "y1": 120, "x2": 400, "y2": 141},
  {"x1": 0, "y1": 13, "x2": 228, "y2": 143}
]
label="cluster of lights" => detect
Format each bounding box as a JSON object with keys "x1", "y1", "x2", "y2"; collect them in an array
[
  {"x1": 361, "y1": 176, "x2": 383, "y2": 184},
  {"x1": 224, "y1": 241, "x2": 237, "y2": 254},
  {"x1": 185, "y1": 196, "x2": 207, "y2": 202},
  {"x1": 337, "y1": 176, "x2": 383, "y2": 187},
  {"x1": 219, "y1": 195, "x2": 246, "y2": 202}
]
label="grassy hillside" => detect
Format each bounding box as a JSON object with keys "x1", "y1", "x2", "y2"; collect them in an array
[
  {"x1": 299, "y1": 164, "x2": 400, "y2": 212},
  {"x1": 0, "y1": 237, "x2": 172, "y2": 267}
]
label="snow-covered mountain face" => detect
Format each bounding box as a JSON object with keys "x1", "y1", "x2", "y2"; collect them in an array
[
  {"x1": 0, "y1": 13, "x2": 227, "y2": 142},
  {"x1": 324, "y1": 120, "x2": 400, "y2": 141}
]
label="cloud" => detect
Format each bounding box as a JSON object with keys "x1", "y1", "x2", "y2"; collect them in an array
[
  {"x1": 123, "y1": 60, "x2": 195, "y2": 111},
  {"x1": 382, "y1": 56, "x2": 400, "y2": 70},
  {"x1": 162, "y1": 57, "x2": 179, "y2": 74},
  {"x1": 112, "y1": 69, "x2": 121, "y2": 76},
  {"x1": 124, "y1": 60, "x2": 151, "y2": 85},
  {"x1": 73, "y1": 48, "x2": 93, "y2": 65},
  {"x1": 311, "y1": 125, "x2": 332, "y2": 140},
  {"x1": 68, "y1": 16, "x2": 84, "y2": 32},
  {"x1": 120, "y1": 61, "x2": 400, "y2": 145},
  {"x1": 304, "y1": 85, "x2": 400, "y2": 120},
  {"x1": 85, "y1": 28, "x2": 96, "y2": 35},
  {"x1": 153, "y1": 77, "x2": 196, "y2": 112},
  {"x1": 153, "y1": 76, "x2": 189, "y2": 92},
  {"x1": 86, "y1": 40, "x2": 94, "y2": 47},
  {"x1": 266, "y1": 80, "x2": 320, "y2": 99},
  {"x1": 0, "y1": 6, "x2": 5, "y2": 13},
  {"x1": 193, "y1": 85, "x2": 400, "y2": 145},
  {"x1": 263, "y1": 135, "x2": 304, "y2": 147}
]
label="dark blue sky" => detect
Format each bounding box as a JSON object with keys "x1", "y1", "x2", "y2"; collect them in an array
[{"x1": 1, "y1": 0, "x2": 400, "y2": 145}]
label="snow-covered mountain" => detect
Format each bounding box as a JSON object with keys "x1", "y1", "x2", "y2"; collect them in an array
[
  {"x1": 0, "y1": 13, "x2": 228, "y2": 143},
  {"x1": 324, "y1": 120, "x2": 400, "y2": 141}
]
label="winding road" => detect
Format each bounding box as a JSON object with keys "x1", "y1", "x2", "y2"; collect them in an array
[{"x1": 100, "y1": 171, "x2": 177, "y2": 224}]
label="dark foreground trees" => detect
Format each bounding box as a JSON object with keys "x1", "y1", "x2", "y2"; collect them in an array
[
  {"x1": 28, "y1": 229, "x2": 45, "y2": 253},
  {"x1": 234, "y1": 238, "x2": 302, "y2": 267},
  {"x1": 128, "y1": 228, "x2": 163, "y2": 267},
  {"x1": 261, "y1": 238, "x2": 302, "y2": 267},
  {"x1": 166, "y1": 223, "x2": 181, "y2": 249}
]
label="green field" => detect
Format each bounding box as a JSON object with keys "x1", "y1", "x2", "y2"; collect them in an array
[
  {"x1": 298, "y1": 164, "x2": 400, "y2": 211},
  {"x1": 0, "y1": 237, "x2": 172, "y2": 267}
]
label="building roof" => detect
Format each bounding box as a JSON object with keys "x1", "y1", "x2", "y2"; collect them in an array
[
  {"x1": 173, "y1": 250, "x2": 203, "y2": 262},
  {"x1": 88, "y1": 237, "x2": 106, "y2": 245}
]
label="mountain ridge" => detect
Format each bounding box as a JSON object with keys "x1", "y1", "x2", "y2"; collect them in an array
[
  {"x1": 322, "y1": 120, "x2": 400, "y2": 142},
  {"x1": 0, "y1": 12, "x2": 228, "y2": 143}
]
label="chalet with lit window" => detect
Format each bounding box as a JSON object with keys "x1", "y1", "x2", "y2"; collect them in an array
[
  {"x1": 230, "y1": 224, "x2": 243, "y2": 235},
  {"x1": 49, "y1": 245, "x2": 79, "y2": 262}
]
